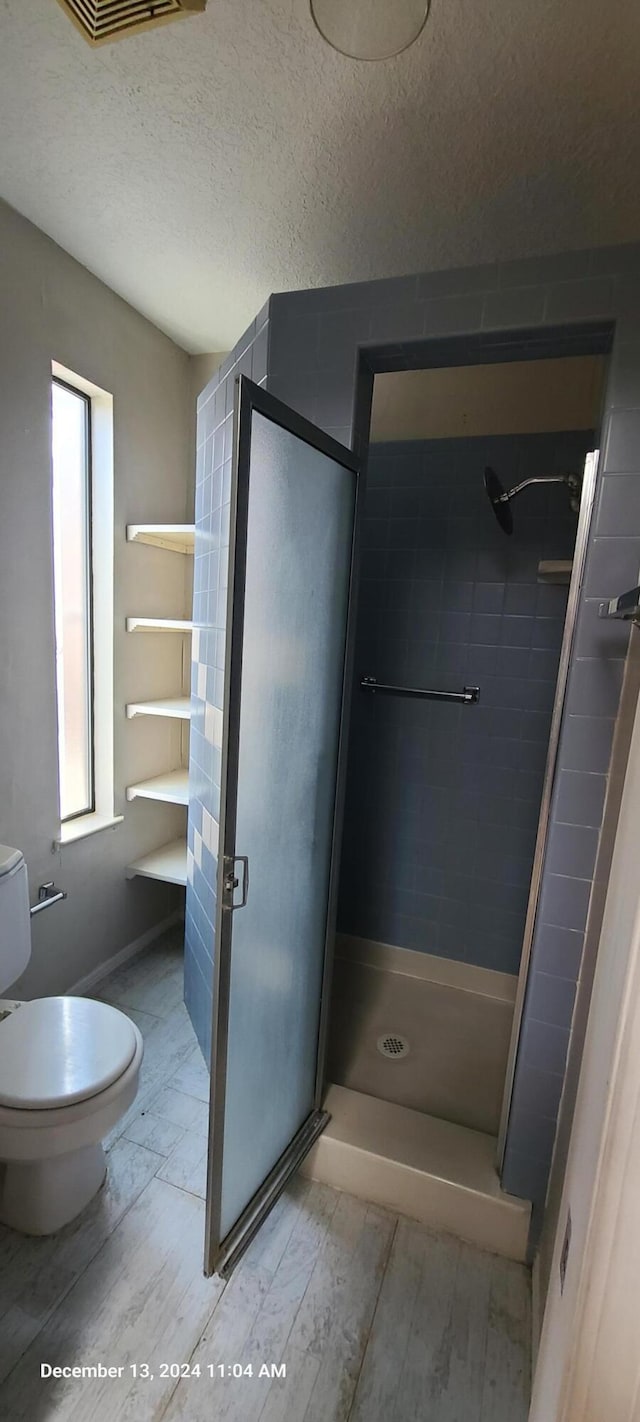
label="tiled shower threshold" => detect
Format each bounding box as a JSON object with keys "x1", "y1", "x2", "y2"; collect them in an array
[{"x1": 302, "y1": 1083, "x2": 531, "y2": 1263}]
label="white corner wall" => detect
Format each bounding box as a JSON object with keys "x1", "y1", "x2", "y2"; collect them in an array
[{"x1": 0, "y1": 198, "x2": 192, "y2": 997}]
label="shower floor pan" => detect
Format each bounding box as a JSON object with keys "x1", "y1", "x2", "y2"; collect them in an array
[
  {"x1": 301, "y1": 1084, "x2": 530, "y2": 1263},
  {"x1": 327, "y1": 937, "x2": 515, "y2": 1136}
]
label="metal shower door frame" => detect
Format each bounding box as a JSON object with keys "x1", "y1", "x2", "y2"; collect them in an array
[
  {"x1": 204, "y1": 375, "x2": 362, "y2": 1277},
  {"x1": 497, "y1": 448, "x2": 601, "y2": 1170}
]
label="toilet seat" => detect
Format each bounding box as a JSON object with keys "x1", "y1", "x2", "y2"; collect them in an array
[{"x1": 0, "y1": 997, "x2": 138, "y2": 1109}]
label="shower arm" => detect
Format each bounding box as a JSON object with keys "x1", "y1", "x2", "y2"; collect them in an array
[{"x1": 496, "y1": 472, "x2": 579, "y2": 505}]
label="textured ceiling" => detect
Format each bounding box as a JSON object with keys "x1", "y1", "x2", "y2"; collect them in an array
[{"x1": 0, "y1": 0, "x2": 639, "y2": 352}]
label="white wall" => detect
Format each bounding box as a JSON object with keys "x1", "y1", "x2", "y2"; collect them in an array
[
  {"x1": 189, "y1": 352, "x2": 226, "y2": 409},
  {"x1": 0, "y1": 198, "x2": 192, "y2": 997},
  {"x1": 370, "y1": 355, "x2": 606, "y2": 443}
]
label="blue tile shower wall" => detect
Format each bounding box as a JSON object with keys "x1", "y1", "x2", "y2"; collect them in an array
[
  {"x1": 266, "y1": 242, "x2": 640, "y2": 1219},
  {"x1": 184, "y1": 304, "x2": 270, "y2": 1060},
  {"x1": 338, "y1": 431, "x2": 593, "y2": 975}
]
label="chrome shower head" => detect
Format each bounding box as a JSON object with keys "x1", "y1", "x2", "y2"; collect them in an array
[
  {"x1": 484, "y1": 467, "x2": 513, "y2": 535},
  {"x1": 484, "y1": 466, "x2": 582, "y2": 535}
]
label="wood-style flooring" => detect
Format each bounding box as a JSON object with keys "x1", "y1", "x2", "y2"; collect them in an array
[{"x1": 0, "y1": 928, "x2": 531, "y2": 1421}]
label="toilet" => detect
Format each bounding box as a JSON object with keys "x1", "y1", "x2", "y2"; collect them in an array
[{"x1": 0, "y1": 846, "x2": 143, "y2": 1235}]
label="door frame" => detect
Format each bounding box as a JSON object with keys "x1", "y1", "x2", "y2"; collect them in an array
[
  {"x1": 204, "y1": 375, "x2": 362, "y2": 1276},
  {"x1": 497, "y1": 448, "x2": 601, "y2": 1167}
]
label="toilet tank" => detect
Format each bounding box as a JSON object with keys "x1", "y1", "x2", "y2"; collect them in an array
[{"x1": 0, "y1": 847, "x2": 31, "y2": 993}]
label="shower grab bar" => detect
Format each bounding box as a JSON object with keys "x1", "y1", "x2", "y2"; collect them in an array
[
  {"x1": 360, "y1": 676, "x2": 480, "y2": 705},
  {"x1": 599, "y1": 585, "x2": 640, "y2": 624}
]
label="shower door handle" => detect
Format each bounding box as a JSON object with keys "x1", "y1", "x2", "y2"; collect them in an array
[
  {"x1": 222, "y1": 855, "x2": 249, "y2": 910},
  {"x1": 599, "y1": 586, "x2": 640, "y2": 623}
]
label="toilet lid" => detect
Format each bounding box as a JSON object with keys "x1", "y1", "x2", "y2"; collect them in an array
[{"x1": 0, "y1": 997, "x2": 138, "y2": 1109}]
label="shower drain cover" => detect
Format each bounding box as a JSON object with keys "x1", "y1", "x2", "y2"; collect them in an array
[{"x1": 377, "y1": 1033, "x2": 410, "y2": 1060}]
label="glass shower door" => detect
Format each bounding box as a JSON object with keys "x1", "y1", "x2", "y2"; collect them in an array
[{"x1": 205, "y1": 376, "x2": 359, "y2": 1276}]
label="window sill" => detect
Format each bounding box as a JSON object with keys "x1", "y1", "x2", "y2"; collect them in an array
[{"x1": 54, "y1": 813, "x2": 124, "y2": 848}]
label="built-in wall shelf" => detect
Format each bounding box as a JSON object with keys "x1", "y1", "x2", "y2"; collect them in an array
[
  {"x1": 126, "y1": 697, "x2": 191, "y2": 720},
  {"x1": 538, "y1": 559, "x2": 573, "y2": 585},
  {"x1": 126, "y1": 768, "x2": 189, "y2": 806},
  {"x1": 127, "y1": 524, "x2": 195, "y2": 554},
  {"x1": 126, "y1": 617, "x2": 193, "y2": 634},
  {"x1": 126, "y1": 838, "x2": 187, "y2": 887},
  {"x1": 125, "y1": 517, "x2": 193, "y2": 888}
]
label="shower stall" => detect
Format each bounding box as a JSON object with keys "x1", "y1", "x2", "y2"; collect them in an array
[
  {"x1": 188, "y1": 259, "x2": 639, "y2": 1271},
  {"x1": 321, "y1": 357, "x2": 604, "y2": 1211}
]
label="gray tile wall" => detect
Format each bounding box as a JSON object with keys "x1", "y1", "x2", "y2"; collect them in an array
[
  {"x1": 185, "y1": 304, "x2": 270, "y2": 1059},
  {"x1": 266, "y1": 243, "x2": 640, "y2": 1217},
  {"x1": 339, "y1": 431, "x2": 592, "y2": 975}
]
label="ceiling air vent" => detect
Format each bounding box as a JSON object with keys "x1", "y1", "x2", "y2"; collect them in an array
[{"x1": 56, "y1": 0, "x2": 207, "y2": 46}]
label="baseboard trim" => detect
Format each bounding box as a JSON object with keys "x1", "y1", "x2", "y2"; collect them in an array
[
  {"x1": 67, "y1": 910, "x2": 184, "y2": 996},
  {"x1": 335, "y1": 933, "x2": 517, "y2": 1004}
]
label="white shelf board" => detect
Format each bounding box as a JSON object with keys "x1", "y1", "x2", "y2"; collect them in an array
[
  {"x1": 127, "y1": 524, "x2": 195, "y2": 554},
  {"x1": 126, "y1": 838, "x2": 187, "y2": 887},
  {"x1": 126, "y1": 617, "x2": 193, "y2": 634},
  {"x1": 126, "y1": 697, "x2": 191, "y2": 720},
  {"x1": 126, "y1": 768, "x2": 189, "y2": 805}
]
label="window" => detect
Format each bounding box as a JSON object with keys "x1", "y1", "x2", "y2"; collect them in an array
[
  {"x1": 51, "y1": 378, "x2": 94, "y2": 821},
  {"x1": 50, "y1": 362, "x2": 117, "y2": 846}
]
